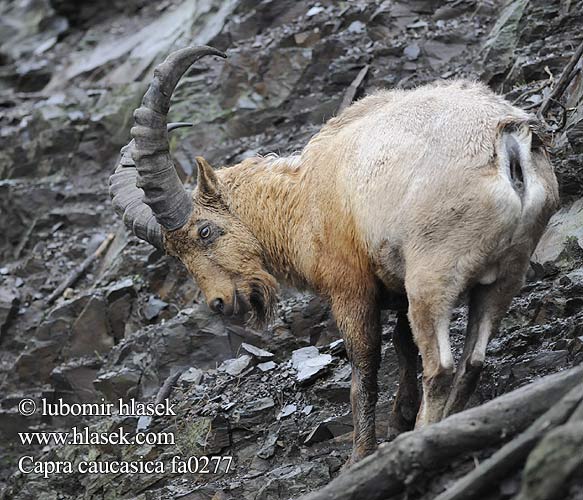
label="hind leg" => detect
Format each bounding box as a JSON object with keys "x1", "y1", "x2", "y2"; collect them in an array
[
  {"x1": 406, "y1": 270, "x2": 460, "y2": 427},
  {"x1": 388, "y1": 310, "x2": 420, "y2": 437},
  {"x1": 443, "y1": 265, "x2": 527, "y2": 417}
]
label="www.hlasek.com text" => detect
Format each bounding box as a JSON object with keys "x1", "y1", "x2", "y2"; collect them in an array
[{"x1": 19, "y1": 426, "x2": 175, "y2": 447}]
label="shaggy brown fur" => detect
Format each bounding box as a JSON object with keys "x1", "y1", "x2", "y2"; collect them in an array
[{"x1": 163, "y1": 80, "x2": 559, "y2": 466}]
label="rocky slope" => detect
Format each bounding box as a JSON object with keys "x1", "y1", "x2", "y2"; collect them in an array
[{"x1": 0, "y1": 0, "x2": 582, "y2": 499}]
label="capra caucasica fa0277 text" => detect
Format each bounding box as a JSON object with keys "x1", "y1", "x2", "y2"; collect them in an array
[{"x1": 110, "y1": 46, "x2": 559, "y2": 465}]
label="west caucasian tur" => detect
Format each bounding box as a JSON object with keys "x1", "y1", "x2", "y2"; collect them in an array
[{"x1": 110, "y1": 46, "x2": 559, "y2": 466}]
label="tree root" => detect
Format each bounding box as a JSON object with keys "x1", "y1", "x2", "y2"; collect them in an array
[{"x1": 299, "y1": 365, "x2": 583, "y2": 500}]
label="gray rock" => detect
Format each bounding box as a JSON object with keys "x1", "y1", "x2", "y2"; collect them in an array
[
  {"x1": 142, "y1": 296, "x2": 169, "y2": 321},
  {"x1": 258, "y1": 361, "x2": 277, "y2": 372},
  {"x1": 50, "y1": 356, "x2": 103, "y2": 403},
  {"x1": 97, "y1": 304, "x2": 237, "y2": 402},
  {"x1": 479, "y1": 0, "x2": 528, "y2": 82},
  {"x1": 206, "y1": 415, "x2": 231, "y2": 454},
  {"x1": 14, "y1": 294, "x2": 90, "y2": 381},
  {"x1": 136, "y1": 415, "x2": 152, "y2": 432},
  {"x1": 0, "y1": 390, "x2": 45, "y2": 439},
  {"x1": 296, "y1": 356, "x2": 332, "y2": 383},
  {"x1": 407, "y1": 20, "x2": 428, "y2": 29},
  {"x1": 329, "y1": 339, "x2": 346, "y2": 356},
  {"x1": 68, "y1": 296, "x2": 113, "y2": 357},
  {"x1": 294, "y1": 29, "x2": 321, "y2": 47},
  {"x1": 347, "y1": 21, "x2": 365, "y2": 34},
  {"x1": 423, "y1": 37, "x2": 466, "y2": 70},
  {"x1": 404, "y1": 43, "x2": 421, "y2": 61},
  {"x1": 240, "y1": 342, "x2": 274, "y2": 361},
  {"x1": 304, "y1": 413, "x2": 353, "y2": 445},
  {"x1": 0, "y1": 287, "x2": 19, "y2": 337},
  {"x1": 532, "y1": 198, "x2": 583, "y2": 269},
  {"x1": 0, "y1": 0, "x2": 68, "y2": 61},
  {"x1": 261, "y1": 48, "x2": 313, "y2": 109},
  {"x1": 292, "y1": 346, "x2": 333, "y2": 384},
  {"x1": 314, "y1": 380, "x2": 351, "y2": 403},
  {"x1": 49, "y1": 206, "x2": 102, "y2": 228},
  {"x1": 570, "y1": 336, "x2": 583, "y2": 355},
  {"x1": 244, "y1": 397, "x2": 275, "y2": 413},
  {"x1": 250, "y1": 462, "x2": 331, "y2": 499},
  {"x1": 94, "y1": 367, "x2": 141, "y2": 401},
  {"x1": 219, "y1": 354, "x2": 253, "y2": 376},
  {"x1": 277, "y1": 403, "x2": 297, "y2": 420},
  {"x1": 511, "y1": 350, "x2": 569, "y2": 379},
  {"x1": 50, "y1": 0, "x2": 238, "y2": 88},
  {"x1": 306, "y1": 6, "x2": 324, "y2": 17},
  {"x1": 257, "y1": 427, "x2": 280, "y2": 459},
  {"x1": 304, "y1": 422, "x2": 334, "y2": 445},
  {"x1": 107, "y1": 292, "x2": 134, "y2": 342},
  {"x1": 291, "y1": 346, "x2": 320, "y2": 369},
  {"x1": 236, "y1": 397, "x2": 276, "y2": 426},
  {"x1": 178, "y1": 367, "x2": 204, "y2": 385}
]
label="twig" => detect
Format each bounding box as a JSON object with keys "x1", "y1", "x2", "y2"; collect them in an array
[
  {"x1": 14, "y1": 217, "x2": 38, "y2": 259},
  {"x1": 537, "y1": 39, "x2": 583, "y2": 118},
  {"x1": 511, "y1": 80, "x2": 550, "y2": 105},
  {"x1": 155, "y1": 369, "x2": 187, "y2": 405},
  {"x1": 537, "y1": 98, "x2": 570, "y2": 133},
  {"x1": 338, "y1": 65, "x2": 370, "y2": 113},
  {"x1": 45, "y1": 233, "x2": 115, "y2": 305}
]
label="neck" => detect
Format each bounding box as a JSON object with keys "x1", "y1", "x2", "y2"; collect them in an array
[{"x1": 218, "y1": 156, "x2": 313, "y2": 287}]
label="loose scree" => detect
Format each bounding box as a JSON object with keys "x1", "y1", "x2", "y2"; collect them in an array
[{"x1": 109, "y1": 45, "x2": 559, "y2": 465}]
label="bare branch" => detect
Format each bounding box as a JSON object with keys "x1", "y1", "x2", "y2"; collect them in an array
[
  {"x1": 45, "y1": 233, "x2": 115, "y2": 305},
  {"x1": 537, "y1": 39, "x2": 583, "y2": 118}
]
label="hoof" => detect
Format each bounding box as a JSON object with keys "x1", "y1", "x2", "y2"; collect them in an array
[
  {"x1": 386, "y1": 425, "x2": 403, "y2": 441},
  {"x1": 387, "y1": 410, "x2": 416, "y2": 440},
  {"x1": 341, "y1": 456, "x2": 356, "y2": 473},
  {"x1": 341, "y1": 445, "x2": 376, "y2": 472}
]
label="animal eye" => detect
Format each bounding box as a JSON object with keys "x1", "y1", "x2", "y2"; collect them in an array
[{"x1": 199, "y1": 225, "x2": 211, "y2": 239}]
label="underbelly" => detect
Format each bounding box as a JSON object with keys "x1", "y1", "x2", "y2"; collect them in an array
[
  {"x1": 376, "y1": 270, "x2": 405, "y2": 294},
  {"x1": 374, "y1": 263, "x2": 407, "y2": 311},
  {"x1": 378, "y1": 286, "x2": 408, "y2": 311},
  {"x1": 373, "y1": 241, "x2": 406, "y2": 295}
]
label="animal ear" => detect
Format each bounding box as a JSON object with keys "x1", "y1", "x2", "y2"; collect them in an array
[{"x1": 195, "y1": 156, "x2": 220, "y2": 198}]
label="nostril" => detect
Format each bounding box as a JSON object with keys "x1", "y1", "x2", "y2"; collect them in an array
[{"x1": 210, "y1": 298, "x2": 224, "y2": 314}]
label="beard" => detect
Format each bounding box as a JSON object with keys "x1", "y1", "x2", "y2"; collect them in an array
[{"x1": 237, "y1": 271, "x2": 278, "y2": 329}]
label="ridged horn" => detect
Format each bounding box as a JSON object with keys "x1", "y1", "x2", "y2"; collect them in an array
[
  {"x1": 109, "y1": 45, "x2": 226, "y2": 247},
  {"x1": 131, "y1": 45, "x2": 226, "y2": 231},
  {"x1": 109, "y1": 123, "x2": 193, "y2": 249}
]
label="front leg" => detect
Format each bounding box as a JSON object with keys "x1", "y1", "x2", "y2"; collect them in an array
[
  {"x1": 387, "y1": 310, "x2": 420, "y2": 438},
  {"x1": 331, "y1": 293, "x2": 381, "y2": 466}
]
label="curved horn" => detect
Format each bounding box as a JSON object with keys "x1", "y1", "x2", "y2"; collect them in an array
[
  {"x1": 131, "y1": 45, "x2": 226, "y2": 231},
  {"x1": 109, "y1": 45, "x2": 226, "y2": 247},
  {"x1": 109, "y1": 123, "x2": 193, "y2": 249}
]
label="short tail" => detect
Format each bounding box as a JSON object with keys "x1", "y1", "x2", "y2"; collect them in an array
[
  {"x1": 499, "y1": 120, "x2": 543, "y2": 198},
  {"x1": 497, "y1": 119, "x2": 551, "y2": 222}
]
